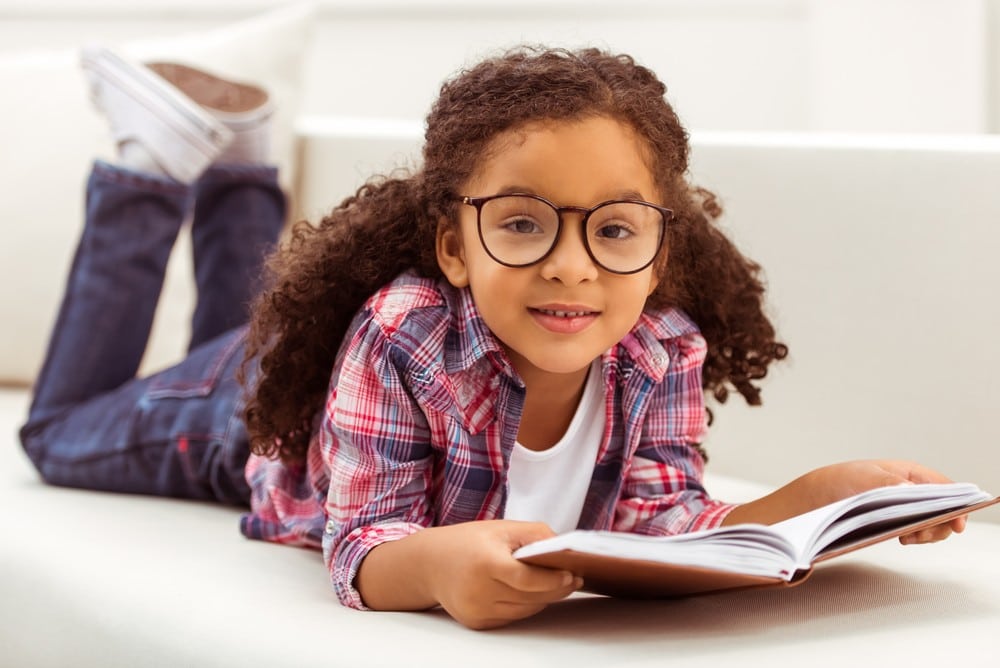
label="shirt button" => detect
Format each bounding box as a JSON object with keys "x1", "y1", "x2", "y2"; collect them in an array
[
  {"x1": 325, "y1": 519, "x2": 337, "y2": 534},
  {"x1": 653, "y1": 353, "x2": 668, "y2": 368}
]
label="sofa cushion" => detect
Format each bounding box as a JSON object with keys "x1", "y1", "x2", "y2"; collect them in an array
[
  {"x1": 0, "y1": 3, "x2": 315, "y2": 386},
  {"x1": 1, "y1": 387, "x2": 999, "y2": 665}
]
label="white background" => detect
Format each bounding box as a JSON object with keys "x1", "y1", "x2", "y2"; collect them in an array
[{"x1": 1, "y1": 0, "x2": 998, "y2": 134}]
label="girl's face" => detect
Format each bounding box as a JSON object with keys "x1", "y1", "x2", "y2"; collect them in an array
[{"x1": 437, "y1": 116, "x2": 663, "y2": 385}]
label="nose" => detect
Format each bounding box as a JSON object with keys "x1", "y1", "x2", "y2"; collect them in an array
[{"x1": 538, "y1": 216, "x2": 599, "y2": 284}]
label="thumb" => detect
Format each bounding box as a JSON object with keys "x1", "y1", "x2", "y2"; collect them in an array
[{"x1": 505, "y1": 521, "x2": 558, "y2": 549}]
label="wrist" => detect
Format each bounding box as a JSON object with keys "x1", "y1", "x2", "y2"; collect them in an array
[
  {"x1": 722, "y1": 470, "x2": 823, "y2": 527},
  {"x1": 356, "y1": 530, "x2": 440, "y2": 611}
]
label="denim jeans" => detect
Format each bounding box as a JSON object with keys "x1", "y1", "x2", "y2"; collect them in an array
[{"x1": 19, "y1": 160, "x2": 286, "y2": 506}]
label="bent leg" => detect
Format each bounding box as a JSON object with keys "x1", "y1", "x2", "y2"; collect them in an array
[
  {"x1": 20, "y1": 162, "x2": 251, "y2": 504},
  {"x1": 20, "y1": 328, "x2": 252, "y2": 505},
  {"x1": 28, "y1": 161, "x2": 189, "y2": 423},
  {"x1": 189, "y1": 164, "x2": 285, "y2": 349}
]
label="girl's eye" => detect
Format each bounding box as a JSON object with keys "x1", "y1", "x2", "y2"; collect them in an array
[
  {"x1": 503, "y1": 217, "x2": 543, "y2": 234},
  {"x1": 595, "y1": 223, "x2": 633, "y2": 240}
]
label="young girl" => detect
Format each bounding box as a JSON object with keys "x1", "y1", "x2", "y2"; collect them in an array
[{"x1": 21, "y1": 45, "x2": 965, "y2": 631}]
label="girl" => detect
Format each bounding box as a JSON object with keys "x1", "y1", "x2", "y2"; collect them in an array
[{"x1": 21, "y1": 45, "x2": 965, "y2": 631}]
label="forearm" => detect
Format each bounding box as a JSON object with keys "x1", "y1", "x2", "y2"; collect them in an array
[
  {"x1": 354, "y1": 519, "x2": 578, "y2": 630},
  {"x1": 721, "y1": 459, "x2": 960, "y2": 528},
  {"x1": 720, "y1": 470, "x2": 822, "y2": 526},
  {"x1": 355, "y1": 529, "x2": 441, "y2": 611}
]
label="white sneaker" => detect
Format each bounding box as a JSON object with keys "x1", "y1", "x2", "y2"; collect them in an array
[
  {"x1": 146, "y1": 62, "x2": 275, "y2": 166},
  {"x1": 81, "y1": 46, "x2": 233, "y2": 183}
]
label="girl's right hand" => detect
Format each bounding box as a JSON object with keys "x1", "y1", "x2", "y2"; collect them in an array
[
  {"x1": 426, "y1": 520, "x2": 583, "y2": 629},
  {"x1": 356, "y1": 519, "x2": 582, "y2": 630}
]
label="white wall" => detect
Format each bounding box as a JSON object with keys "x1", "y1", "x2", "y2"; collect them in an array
[
  {"x1": 808, "y1": 0, "x2": 991, "y2": 133},
  {"x1": 1, "y1": 0, "x2": 997, "y2": 134}
]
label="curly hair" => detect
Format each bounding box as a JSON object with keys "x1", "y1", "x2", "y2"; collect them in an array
[{"x1": 241, "y1": 46, "x2": 787, "y2": 463}]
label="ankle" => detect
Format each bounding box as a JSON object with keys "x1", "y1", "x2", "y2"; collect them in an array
[
  {"x1": 211, "y1": 104, "x2": 275, "y2": 165},
  {"x1": 117, "y1": 141, "x2": 170, "y2": 179}
]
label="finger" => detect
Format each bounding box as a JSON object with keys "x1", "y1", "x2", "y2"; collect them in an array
[
  {"x1": 885, "y1": 461, "x2": 955, "y2": 485},
  {"x1": 900, "y1": 525, "x2": 953, "y2": 545},
  {"x1": 449, "y1": 578, "x2": 580, "y2": 630},
  {"x1": 503, "y1": 521, "x2": 559, "y2": 549},
  {"x1": 495, "y1": 560, "x2": 580, "y2": 594},
  {"x1": 898, "y1": 512, "x2": 968, "y2": 544},
  {"x1": 493, "y1": 599, "x2": 555, "y2": 619},
  {"x1": 469, "y1": 601, "x2": 554, "y2": 630},
  {"x1": 853, "y1": 461, "x2": 914, "y2": 491},
  {"x1": 496, "y1": 575, "x2": 584, "y2": 604}
]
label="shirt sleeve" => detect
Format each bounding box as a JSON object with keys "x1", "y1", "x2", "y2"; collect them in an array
[
  {"x1": 613, "y1": 331, "x2": 738, "y2": 535},
  {"x1": 241, "y1": 450, "x2": 327, "y2": 548},
  {"x1": 320, "y1": 310, "x2": 437, "y2": 610}
]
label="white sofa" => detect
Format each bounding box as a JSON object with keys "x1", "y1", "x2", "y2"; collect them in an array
[
  {"x1": 3, "y1": 121, "x2": 1000, "y2": 666},
  {"x1": 3, "y1": 11, "x2": 1000, "y2": 663}
]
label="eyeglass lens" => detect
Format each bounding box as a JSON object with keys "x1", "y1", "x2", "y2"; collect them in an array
[{"x1": 477, "y1": 195, "x2": 663, "y2": 273}]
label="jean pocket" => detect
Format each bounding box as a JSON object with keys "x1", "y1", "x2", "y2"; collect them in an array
[{"x1": 146, "y1": 330, "x2": 246, "y2": 400}]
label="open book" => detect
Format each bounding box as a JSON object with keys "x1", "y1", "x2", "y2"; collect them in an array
[{"x1": 514, "y1": 482, "x2": 998, "y2": 598}]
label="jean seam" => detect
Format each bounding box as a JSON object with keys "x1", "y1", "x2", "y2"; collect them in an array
[
  {"x1": 146, "y1": 333, "x2": 244, "y2": 398},
  {"x1": 30, "y1": 437, "x2": 195, "y2": 465}
]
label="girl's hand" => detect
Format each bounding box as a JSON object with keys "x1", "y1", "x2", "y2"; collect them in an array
[
  {"x1": 425, "y1": 520, "x2": 582, "y2": 629},
  {"x1": 811, "y1": 460, "x2": 967, "y2": 544},
  {"x1": 723, "y1": 459, "x2": 967, "y2": 544},
  {"x1": 356, "y1": 520, "x2": 581, "y2": 630}
]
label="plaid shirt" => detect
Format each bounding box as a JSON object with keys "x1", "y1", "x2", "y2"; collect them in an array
[{"x1": 240, "y1": 272, "x2": 735, "y2": 609}]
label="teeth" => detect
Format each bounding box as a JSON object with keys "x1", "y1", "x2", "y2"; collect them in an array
[{"x1": 538, "y1": 309, "x2": 590, "y2": 317}]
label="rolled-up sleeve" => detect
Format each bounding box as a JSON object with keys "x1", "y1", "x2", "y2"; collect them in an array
[{"x1": 320, "y1": 312, "x2": 436, "y2": 609}]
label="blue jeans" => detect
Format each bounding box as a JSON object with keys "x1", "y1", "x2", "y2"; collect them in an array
[{"x1": 19, "y1": 161, "x2": 286, "y2": 506}]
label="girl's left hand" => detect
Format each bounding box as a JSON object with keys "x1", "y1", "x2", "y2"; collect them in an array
[
  {"x1": 723, "y1": 459, "x2": 968, "y2": 544},
  {"x1": 810, "y1": 460, "x2": 967, "y2": 544}
]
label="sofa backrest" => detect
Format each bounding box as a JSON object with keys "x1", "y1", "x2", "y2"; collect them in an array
[
  {"x1": 686, "y1": 134, "x2": 1000, "y2": 520},
  {"x1": 296, "y1": 119, "x2": 1000, "y2": 517}
]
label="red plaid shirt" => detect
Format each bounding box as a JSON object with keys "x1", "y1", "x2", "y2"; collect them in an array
[{"x1": 241, "y1": 272, "x2": 735, "y2": 609}]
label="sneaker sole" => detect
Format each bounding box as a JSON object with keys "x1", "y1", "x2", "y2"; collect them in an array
[
  {"x1": 80, "y1": 47, "x2": 232, "y2": 165},
  {"x1": 147, "y1": 62, "x2": 271, "y2": 116}
]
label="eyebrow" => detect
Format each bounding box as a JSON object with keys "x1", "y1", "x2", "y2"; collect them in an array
[{"x1": 493, "y1": 185, "x2": 652, "y2": 203}]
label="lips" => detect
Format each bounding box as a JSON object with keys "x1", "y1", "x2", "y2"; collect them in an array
[
  {"x1": 534, "y1": 308, "x2": 596, "y2": 318},
  {"x1": 528, "y1": 305, "x2": 600, "y2": 334}
]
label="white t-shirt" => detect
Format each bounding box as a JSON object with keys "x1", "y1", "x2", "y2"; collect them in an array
[{"x1": 503, "y1": 360, "x2": 606, "y2": 533}]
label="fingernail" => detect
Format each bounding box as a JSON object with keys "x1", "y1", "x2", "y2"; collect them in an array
[
  {"x1": 573, "y1": 577, "x2": 584, "y2": 589},
  {"x1": 562, "y1": 573, "x2": 574, "y2": 586}
]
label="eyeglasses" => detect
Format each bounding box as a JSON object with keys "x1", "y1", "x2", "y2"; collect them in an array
[{"x1": 458, "y1": 193, "x2": 672, "y2": 274}]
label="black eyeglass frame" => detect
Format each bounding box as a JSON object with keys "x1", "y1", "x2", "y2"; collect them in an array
[{"x1": 458, "y1": 193, "x2": 674, "y2": 275}]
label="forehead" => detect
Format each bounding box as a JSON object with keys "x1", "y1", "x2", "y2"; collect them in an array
[{"x1": 466, "y1": 116, "x2": 659, "y2": 204}]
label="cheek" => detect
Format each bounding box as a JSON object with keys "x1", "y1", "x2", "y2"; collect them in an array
[
  {"x1": 646, "y1": 269, "x2": 660, "y2": 297},
  {"x1": 631, "y1": 273, "x2": 660, "y2": 320}
]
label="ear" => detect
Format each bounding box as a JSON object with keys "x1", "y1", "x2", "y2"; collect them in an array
[{"x1": 436, "y1": 219, "x2": 470, "y2": 288}]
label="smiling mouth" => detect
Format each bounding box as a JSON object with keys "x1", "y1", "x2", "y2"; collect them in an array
[{"x1": 532, "y1": 308, "x2": 599, "y2": 318}]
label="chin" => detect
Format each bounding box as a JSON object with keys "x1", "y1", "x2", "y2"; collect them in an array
[{"x1": 529, "y1": 356, "x2": 597, "y2": 376}]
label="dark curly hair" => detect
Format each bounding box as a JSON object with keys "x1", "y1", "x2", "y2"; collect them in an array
[{"x1": 241, "y1": 46, "x2": 787, "y2": 463}]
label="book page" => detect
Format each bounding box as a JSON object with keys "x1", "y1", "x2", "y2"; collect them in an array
[
  {"x1": 514, "y1": 482, "x2": 996, "y2": 597},
  {"x1": 769, "y1": 482, "x2": 992, "y2": 563},
  {"x1": 514, "y1": 524, "x2": 802, "y2": 579}
]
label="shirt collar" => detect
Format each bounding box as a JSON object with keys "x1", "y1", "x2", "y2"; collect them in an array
[{"x1": 616, "y1": 307, "x2": 701, "y2": 382}]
